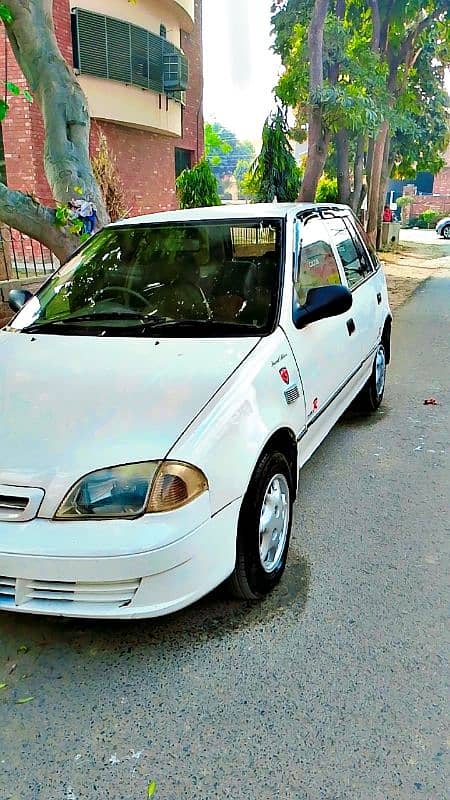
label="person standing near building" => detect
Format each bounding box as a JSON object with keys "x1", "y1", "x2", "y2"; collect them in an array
[{"x1": 383, "y1": 205, "x2": 393, "y2": 223}]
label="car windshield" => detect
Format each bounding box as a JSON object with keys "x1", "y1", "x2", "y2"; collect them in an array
[{"x1": 11, "y1": 219, "x2": 284, "y2": 337}]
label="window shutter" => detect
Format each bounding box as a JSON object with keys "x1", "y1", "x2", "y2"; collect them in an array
[
  {"x1": 76, "y1": 10, "x2": 108, "y2": 79},
  {"x1": 130, "y1": 26, "x2": 150, "y2": 89},
  {"x1": 147, "y1": 32, "x2": 164, "y2": 93},
  {"x1": 106, "y1": 17, "x2": 131, "y2": 84}
]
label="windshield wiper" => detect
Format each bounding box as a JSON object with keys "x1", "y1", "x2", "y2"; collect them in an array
[
  {"x1": 139, "y1": 318, "x2": 261, "y2": 335},
  {"x1": 21, "y1": 311, "x2": 150, "y2": 333}
]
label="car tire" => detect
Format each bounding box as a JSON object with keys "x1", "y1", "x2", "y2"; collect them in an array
[
  {"x1": 227, "y1": 451, "x2": 293, "y2": 600},
  {"x1": 356, "y1": 342, "x2": 386, "y2": 412},
  {"x1": 441, "y1": 224, "x2": 450, "y2": 240}
]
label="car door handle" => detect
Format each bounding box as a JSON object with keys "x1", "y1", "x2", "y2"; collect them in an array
[
  {"x1": 377, "y1": 292, "x2": 382, "y2": 304},
  {"x1": 347, "y1": 318, "x2": 356, "y2": 336}
]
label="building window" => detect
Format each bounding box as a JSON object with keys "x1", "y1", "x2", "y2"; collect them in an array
[
  {"x1": 175, "y1": 148, "x2": 192, "y2": 178},
  {"x1": 71, "y1": 9, "x2": 188, "y2": 94},
  {"x1": 160, "y1": 24, "x2": 167, "y2": 39}
]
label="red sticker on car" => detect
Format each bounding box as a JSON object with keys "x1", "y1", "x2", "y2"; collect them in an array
[{"x1": 279, "y1": 368, "x2": 290, "y2": 385}]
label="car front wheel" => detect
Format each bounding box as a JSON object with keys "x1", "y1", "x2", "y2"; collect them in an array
[
  {"x1": 228, "y1": 451, "x2": 293, "y2": 600},
  {"x1": 441, "y1": 224, "x2": 450, "y2": 240}
]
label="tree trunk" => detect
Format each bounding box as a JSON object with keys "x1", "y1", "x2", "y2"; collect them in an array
[
  {"x1": 350, "y1": 134, "x2": 365, "y2": 212},
  {"x1": 5, "y1": 1, "x2": 107, "y2": 224},
  {"x1": 300, "y1": 115, "x2": 330, "y2": 201},
  {"x1": 366, "y1": 137, "x2": 374, "y2": 199},
  {"x1": 376, "y1": 131, "x2": 392, "y2": 248},
  {"x1": 366, "y1": 120, "x2": 388, "y2": 246},
  {"x1": 299, "y1": 0, "x2": 330, "y2": 202},
  {"x1": 336, "y1": 129, "x2": 351, "y2": 205}
]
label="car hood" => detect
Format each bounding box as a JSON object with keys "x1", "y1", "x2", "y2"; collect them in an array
[{"x1": 0, "y1": 331, "x2": 259, "y2": 490}]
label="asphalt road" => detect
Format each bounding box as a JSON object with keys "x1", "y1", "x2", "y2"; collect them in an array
[
  {"x1": 1, "y1": 277, "x2": 449, "y2": 800},
  {"x1": 400, "y1": 228, "x2": 450, "y2": 248}
]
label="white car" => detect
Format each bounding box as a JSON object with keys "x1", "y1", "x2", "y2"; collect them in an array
[
  {"x1": 435, "y1": 217, "x2": 450, "y2": 239},
  {"x1": 0, "y1": 204, "x2": 391, "y2": 619}
]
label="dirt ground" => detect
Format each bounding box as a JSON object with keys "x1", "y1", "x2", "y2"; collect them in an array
[{"x1": 383, "y1": 236, "x2": 450, "y2": 310}]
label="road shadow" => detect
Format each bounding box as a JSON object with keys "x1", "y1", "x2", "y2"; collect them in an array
[
  {"x1": 338, "y1": 403, "x2": 390, "y2": 428},
  {"x1": 0, "y1": 556, "x2": 311, "y2": 661}
]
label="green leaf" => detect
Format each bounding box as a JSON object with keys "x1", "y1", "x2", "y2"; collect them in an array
[
  {"x1": 69, "y1": 221, "x2": 83, "y2": 234},
  {"x1": 0, "y1": 5, "x2": 13, "y2": 24},
  {"x1": 5, "y1": 81, "x2": 20, "y2": 96},
  {"x1": 0, "y1": 683, "x2": 7, "y2": 690},
  {"x1": 0, "y1": 98, "x2": 9, "y2": 122},
  {"x1": 16, "y1": 696, "x2": 34, "y2": 704},
  {"x1": 147, "y1": 782, "x2": 157, "y2": 798},
  {"x1": 55, "y1": 207, "x2": 69, "y2": 226},
  {"x1": 73, "y1": 185, "x2": 83, "y2": 195},
  {"x1": 17, "y1": 645, "x2": 28, "y2": 654},
  {"x1": 23, "y1": 89, "x2": 33, "y2": 103}
]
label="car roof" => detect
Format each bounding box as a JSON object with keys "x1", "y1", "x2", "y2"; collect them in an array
[{"x1": 111, "y1": 203, "x2": 352, "y2": 227}]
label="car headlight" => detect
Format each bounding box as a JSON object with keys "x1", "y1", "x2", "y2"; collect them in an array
[{"x1": 55, "y1": 461, "x2": 208, "y2": 519}]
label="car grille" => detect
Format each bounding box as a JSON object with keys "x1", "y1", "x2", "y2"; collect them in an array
[
  {"x1": 0, "y1": 576, "x2": 141, "y2": 609},
  {"x1": 0, "y1": 485, "x2": 45, "y2": 521},
  {"x1": 0, "y1": 576, "x2": 15, "y2": 599}
]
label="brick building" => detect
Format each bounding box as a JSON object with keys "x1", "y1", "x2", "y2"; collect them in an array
[
  {"x1": 0, "y1": 0, "x2": 204, "y2": 217},
  {"x1": 390, "y1": 143, "x2": 450, "y2": 221}
]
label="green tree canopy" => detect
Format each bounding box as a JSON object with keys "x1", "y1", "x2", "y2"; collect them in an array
[
  {"x1": 205, "y1": 122, "x2": 256, "y2": 179},
  {"x1": 247, "y1": 108, "x2": 301, "y2": 202}
]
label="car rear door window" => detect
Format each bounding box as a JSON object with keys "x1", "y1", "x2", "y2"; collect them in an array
[{"x1": 295, "y1": 217, "x2": 342, "y2": 306}]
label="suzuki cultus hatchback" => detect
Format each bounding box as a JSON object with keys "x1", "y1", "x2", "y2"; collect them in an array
[{"x1": 0, "y1": 204, "x2": 391, "y2": 618}]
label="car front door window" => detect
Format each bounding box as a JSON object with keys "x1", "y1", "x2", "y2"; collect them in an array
[{"x1": 294, "y1": 217, "x2": 342, "y2": 306}]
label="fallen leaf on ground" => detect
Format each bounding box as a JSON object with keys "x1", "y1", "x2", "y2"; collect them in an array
[
  {"x1": 424, "y1": 397, "x2": 438, "y2": 405},
  {"x1": 147, "y1": 781, "x2": 157, "y2": 797},
  {"x1": 8, "y1": 664, "x2": 17, "y2": 674},
  {"x1": 17, "y1": 646, "x2": 28, "y2": 654},
  {"x1": 16, "y1": 696, "x2": 34, "y2": 704},
  {"x1": 0, "y1": 683, "x2": 7, "y2": 689}
]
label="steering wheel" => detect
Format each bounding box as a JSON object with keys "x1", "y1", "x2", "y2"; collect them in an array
[{"x1": 92, "y1": 286, "x2": 149, "y2": 308}]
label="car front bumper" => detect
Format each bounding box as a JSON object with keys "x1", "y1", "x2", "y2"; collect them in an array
[{"x1": 0, "y1": 499, "x2": 240, "y2": 619}]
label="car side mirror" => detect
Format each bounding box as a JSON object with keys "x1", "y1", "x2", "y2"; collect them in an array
[
  {"x1": 8, "y1": 288, "x2": 33, "y2": 312},
  {"x1": 293, "y1": 285, "x2": 352, "y2": 329}
]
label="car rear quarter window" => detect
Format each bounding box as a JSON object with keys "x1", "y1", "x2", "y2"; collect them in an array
[
  {"x1": 295, "y1": 217, "x2": 342, "y2": 306},
  {"x1": 326, "y1": 215, "x2": 375, "y2": 289},
  {"x1": 348, "y1": 215, "x2": 380, "y2": 271}
]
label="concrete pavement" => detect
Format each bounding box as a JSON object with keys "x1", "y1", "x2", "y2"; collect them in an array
[{"x1": 1, "y1": 276, "x2": 449, "y2": 800}]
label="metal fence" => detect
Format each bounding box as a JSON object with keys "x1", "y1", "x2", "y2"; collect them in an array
[
  {"x1": 0, "y1": 225, "x2": 58, "y2": 282},
  {"x1": 231, "y1": 225, "x2": 277, "y2": 248}
]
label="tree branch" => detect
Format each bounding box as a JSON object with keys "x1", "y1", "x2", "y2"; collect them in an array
[
  {"x1": 368, "y1": 0, "x2": 381, "y2": 51},
  {"x1": 308, "y1": 0, "x2": 330, "y2": 95},
  {"x1": 0, "y1": 183, "x2": 79, "y2": 261},
  {"x1": 399, "y1": 8, "x2": 445, "y2": 66}
]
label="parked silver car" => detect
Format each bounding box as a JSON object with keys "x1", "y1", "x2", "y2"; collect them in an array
[{"x1": 436, "y1": 217, "x2": 450, "y2": 239}]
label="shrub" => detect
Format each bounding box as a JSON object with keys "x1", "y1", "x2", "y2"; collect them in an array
[
  {"x1": 92, "y1": 132, "x2": 129, "y2": 221},
  {"x1": 418, "y1": 209, "x2": 442, "y2": 229},
  {"x1": 176, "y1": 158, "x2": 221, "y2": 209},
  {"x1": 315, "y1": 176, "x2": 338, "y2": 203}
]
